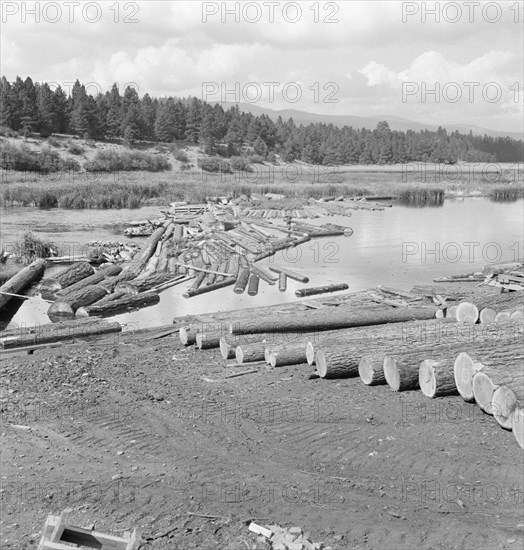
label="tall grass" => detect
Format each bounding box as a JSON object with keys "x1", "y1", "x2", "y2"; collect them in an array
[
  {"x1": 489, "y1": 185, "x2": 524, "y2": 202},
  {"x1": 0, "y1": 165, "x2": 521, "y2": 209},
  {"x1": 11, "y1": 231, "x2": 57, "y2": 263},
  {"x1": 84, "y1": 150, "x2": 171, "y2": 172},
  {"x1": 397, "y1": 187, "x2": 445, "y2": 206}
]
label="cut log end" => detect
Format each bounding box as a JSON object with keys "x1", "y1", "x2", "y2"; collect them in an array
[
  {"x1": 454, "y1": 352, "x2": 482, "y2": 402},
  {"x1": 419, "y1": 359, "x2": 438, "y2": 397},
  {"x1": 455, "y1": 302, "x2": 479, "y2": 324},
  {"x1": 383, "y1": 355, "x2": 401, "y2": 391},
  {"x1": 472, "y1": 371, "x2": 497, "y2": 414},
  {"x1": 492, "y1": 385, "x2": 519, "y2": 429},
  {"x1": 306, "y1": 341, "x2": 315, "y2": 365},
  {"x1": 269, "y1": 353, "x2": 277, "y2": 368},
  {"x1": 220, "y1": 337, "x2": 235, "y2": 360},
  {"x1": 235, "y1": 346, "x2": 244, "y2": 364},
  {"x1": 180, "y1": 327, "x2": 198, "y2": 346},
  {"x1": 358, "y1": 356, "x2": 374, "y2": 385},
  {"x1": 47, "y1": 301, "x2": 74, "y2": 318},
  {"x1": 479, "y1": 307, "x2": 497, "y2": 324},
  {"x1": 512, "y1": 407, "x2": 524, "y2": 450},
  {"x1": 316, "y1": 350, "x2": 328, "y2": 378},
  {"x1": 494, "y1": 311, "x2": 512, "y2": 324},
  {"x1": 264, "y1": 347, "x2": 272, "y2": 364}
]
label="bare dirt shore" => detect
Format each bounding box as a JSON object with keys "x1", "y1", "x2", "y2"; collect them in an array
[{"x1": 1, "y1": 332, "x2": 523, "y2": 549}]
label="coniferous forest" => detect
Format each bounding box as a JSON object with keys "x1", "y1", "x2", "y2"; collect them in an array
[{"x1": 1, "y1": 76, "x2": 522, "y2": 165}]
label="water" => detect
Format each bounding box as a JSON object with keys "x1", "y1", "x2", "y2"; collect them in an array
[{"x1": 1, "y1": 198, "x2": 523, "y2": 331}]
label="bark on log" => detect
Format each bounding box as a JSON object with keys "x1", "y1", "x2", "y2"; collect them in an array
[
  {"x1": 0, "y1": 259, "x2": 46, "y2": 309},
  {"x1": 268, "y1": 346, "x2": 308, "y2": 367},
  {"x1": 100, "y1": 272, "x2": 137, "y2": 293},
  {"x1": 278, "y1": 272, "x2": 287, "y2": 292},
  {"x1": 236, "y1": 343, "x2": 267, "y2": 364},
  {"x1": 512, "y1": 407, "x2": 524, "y2": 449},
  {"x1": 116, "y1": 273, "x2": 175, "y2": 295},
  {"x1": 56, "y1": 264, "x2": 122, "y2": 298},
  {"x1": 454, "y1": 339, "x2": 524, "y2": 402},
  {"x1": 471, "y1": 347, "x2": 524, "y2": 415},
  {"x1": 247, "y1": 274, "x2": 260, "y2": 296},
  {"x1": 180, "y1": 327, "x2": 199, "y2": 346},
  {"x1": 358, "y1": 356, "x2": 387, "y2": 386},
  {"x1": 295, "y1": 283, "x2": 349, "y2": 298},
  {"x1": 234, "y1": 267, "x2": 251, "y2": 294},
  {"x1": 230, "y1": 305, "x2": 439, "y2": 334},
  {"x1": 48, "y1": 285, "x2": 107, "y2": 317},
  {"x1": 76, "y1": 291, "x2": 159, "y2": 317},
  {"x1": 220, "y1": 336, "x2": 237, "y2": 359},
  {"x1": 195, "y1": 332, "x2": 222, "y2": 350},
  {"x1": 40, "y1": 261, "x2": 94, "y2": 292},
  {"x1": 419, "y1": 359, "x2": 458, "y2": 397},
  {"x1": 268, "y1": 266, "x2": 310, "y2": 283},
  {"x1": 1, "y1": 319, "x2": 121, "y2": 348}
]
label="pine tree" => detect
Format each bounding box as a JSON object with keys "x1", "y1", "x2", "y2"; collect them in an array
[
  {"x1": 121, "y1": 86, "x2": 144, "y2": 143},
  {"x1": 37, "y1": 82, "x2": 55, "y2": 137},
  {"x1": 185, "y1": 98, "x2": 202, "y2": 143},
  {"x1": 105, "y1": 83, "x2": 122, "y2": 139}
]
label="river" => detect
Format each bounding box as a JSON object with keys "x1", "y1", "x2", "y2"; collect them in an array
[{"x1": 1, "y1": 197, "x2": 523, "y2": 330}]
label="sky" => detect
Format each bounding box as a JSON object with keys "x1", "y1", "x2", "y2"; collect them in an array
[{"x1": 1, "y1": 0, "x2": 523, "y2": 133}]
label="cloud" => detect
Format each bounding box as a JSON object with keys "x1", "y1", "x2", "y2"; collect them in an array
[{"x1": 359, "y1": 61, "x2": 400, "y2": 88}]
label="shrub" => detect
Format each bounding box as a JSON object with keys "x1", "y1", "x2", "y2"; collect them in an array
[
  {"x1": 48, "y1": 137, "x2": 61, "y2": 148},
  {"x1": 247, "y1": 154, "x2": 265, "y2": 164},
  {"x1": 12, "y1": 231, "x2": 57, "y2": 263},
  {"x1": 60, "y1": 158, "x2": 81, "y2": 172},
  {"x1": 197, "y1": 157, "x2": 231, "y2": 173},
  {"x1": 0, "y1": 126, "x2": 19, "y2": 138},
  {"x1": 67, "y1": 141, "x2": 85, "y2": 155},
  {"x1": 84, "y1": 150, "x2": 171, "y2": 172},
  {"x1": 0, "y1": 142, "x2": 64, "y2": 173},
  {"x1": 229, "y1": 156, "x2": 253, "y2": 172},
  {"x1": 173, "y1": 149, "x2": 189, "y2": 163},
  {"x1": 267, "y1": 152, "x2": 277, "y2": 164}
]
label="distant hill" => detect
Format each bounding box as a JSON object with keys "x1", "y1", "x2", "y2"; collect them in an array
[{"x1": 215, "y1": 102, "x2": 523, "y2": 140}]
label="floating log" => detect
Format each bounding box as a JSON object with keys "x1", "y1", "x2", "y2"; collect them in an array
[
  {"x1": 268, "y1": 266, "x2": 310, "y2": 283},
  {"x1": 472, "y1": 348, "x2": 524, "y2": 415},
  {"x1": 183, "y1": 277, "x2": 236, "y2": 298},
  {"x1": 247, "y1": 274, "x2": 260, "y2": 296},
  {"x1": 234, "y1": 267, "x2": 251, "y2": 294},
  {"x1": 419, "y1": 359, "x2": 458, "y2": 397},
  {"x1": 236, "y1": 343, "x2": 267, "y2": 364},
  {"x1": 512, "y1": 407, "x2": 524, "y2": 449},
  {"x1": 56, "y1": 264, "x2": 122, "y2": 298},
  {"x1": 230, "y1": 305, "x2": 439, "y2": 334},
  {"x1": 250, "y1": 264, "x2": 277, "y2": 285},
  {"x1": 116, "y1": 273, "x2": 175, "y2": 295},
  {"x1": 91, "y1": 290, "x2": 126, "y2": 305},
  {"x1": 48, "y1": 285, "x2": 108, "y2": 317},
  {"x1": 268, "y1": 346, "x2": 308, "y2": 367},
  {"x1": 0, "y1": 319, "x2": 121, "y2": 349},
  {"x1": 0, "y1": 258, "x2": 45, "y2": 309},
  {"x1": 295, "y1": 283, "x2": 349, "y2": 298},
  {"x1": 76, "y1": 291, "x2": 159, "y2": 317},
  {"x1": 278, "y1": 272, "x2": 287, "y2": 292},
  {"x1": 40, "y1": 261, "x2": 94, "y2": 293}
]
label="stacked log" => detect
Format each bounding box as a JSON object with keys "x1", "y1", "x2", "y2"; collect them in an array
[
  {"x1": 0, "y1": 318, "x2": 121, "y2": 348},
  {"x1": 471, "y1": 345, "x2": 524, "y2": 417},
  {"x1": 230, "y1": 305, "x2": 438, "y2": 334},
  {"x1": 0, "y1": 258, "x2": 46, "y2": 309},
  {"x1": 456, "y1": 293, "x2": 523, "y2": 323},
  {"x1": 56, "y1": 264, "x2": 122, "y2": 297}
]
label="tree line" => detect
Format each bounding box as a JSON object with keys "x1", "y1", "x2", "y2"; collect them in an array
[{"x1": 1, "y1": 76, "x2": 522, "y2": 164}]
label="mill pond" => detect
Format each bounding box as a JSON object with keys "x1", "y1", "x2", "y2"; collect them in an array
[{"x1": 2, "y1": 195, "x2": 523, "y2": 330}]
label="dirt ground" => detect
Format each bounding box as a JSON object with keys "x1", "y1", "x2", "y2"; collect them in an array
[{"x1": 1, "y1": 330, "x2": 523, "y2": 550}]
